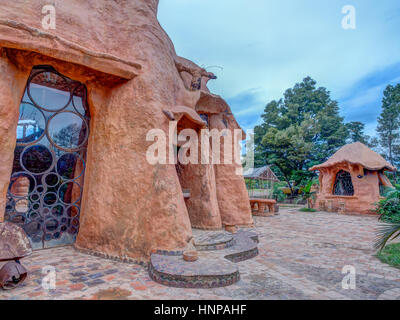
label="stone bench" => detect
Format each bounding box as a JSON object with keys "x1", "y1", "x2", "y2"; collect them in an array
[{"x1": 250, "y1": 198, "x2": 276, "y2": 217}]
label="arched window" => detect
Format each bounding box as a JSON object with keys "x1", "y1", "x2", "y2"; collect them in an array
[
  {"x1": 333, "y1": 170, "x2": 354, "y2": 196},
  {"x1": 5, "y1": 66, "x2": 90, "y2": 249}
]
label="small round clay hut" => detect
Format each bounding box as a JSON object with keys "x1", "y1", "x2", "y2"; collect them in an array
[{"x1": 310, "y1": 142, "x2": 397, "y2": 214}]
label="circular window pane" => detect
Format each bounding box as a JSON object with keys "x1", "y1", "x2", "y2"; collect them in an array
[
  {"x1": 51, "y1": 205, "x2": 64, "y2": 217},
  {"x1": 9, "y1": 172, "x2": 36, "y2": 197},
  {"x1": 72, "y1": 85, "x2": 87, "y2": 116},
  {"x1": 30, "y1": 234, "x2": 42, "y2": 243},
  {"x1": 36, "y1": 185, "x2": 46, "y2": 193},
  {"x1": 58, "y1": 181, "x2": 82, "y2": 205},
  {"x1": 28, "y1": 211, "x2": 40, "y2": 220},
  {"x1": 42, "y1": 207, "x2": 51, "y2": 216},
  {"x1": 24, "y1": 220, "x2": 43, "y2": 236},
  {"x1": 48, "y1": 112, "x2": 88, "y2": 150},
  {"x1": 43, "y1": 192, "x2": 57, "y2": 206},
  {"x1": 44, "y1": 233, "x2": 52, "y2": 241},
  {"x1": 66, "y1": 205, "x2": 80, "y2": 218},
  {"x1": 28, "y1": 71, "x2": 71, "y2": 112},
  {"x1": 56, "y1": 153, "x2": 84, "y2": 180},
  {"x1": 16, "y1": 103, "x2": 46, "y2": 145},
  {"x1": 69, "y1": 224, "x2": 79, "y2": 235},
  {"x1": 30, "y1": 192, "x2": 40, "y2": 203},
  {"x1": 15, "y1": 199, "x2": 29, "y2": 214},
  {"x1": 21, "y1": 145, "x2": 53, "y2": 174},
  {"x1": 45, "y1": 218, "x2": 59, "y2": 232},
  {"x1": 43, "y1": 173, "x2": 60, "y2": 187},
  {"x1": 71, "y1": 218, "x2": 79, "y2": 227}
]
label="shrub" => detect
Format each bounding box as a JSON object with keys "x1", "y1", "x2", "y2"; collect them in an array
[
  {"x1": 273, "y1": 183, "x2": 286, "y2": 202},
  {"x1": 374, "y1": 184, "x2": 400, "y2": 251},
  {"x1": 299, "y1": 179, "x2": 319, "y2": 208},
  {"x1": 299, "y1": 208, "x2": 317, "y2": 212},
  {"x1": 375, "y1": 184, "x2": 400, "y2": 223},
  {"x1": 376, "y1": 243, "x2": 400, "y2": 269}
]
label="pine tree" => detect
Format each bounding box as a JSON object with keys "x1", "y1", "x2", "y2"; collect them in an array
[
  {"x1": 377, "y1": 84, "x2": 400, "y2": 170},
  {"x1": 345, "y1": 121, "x2": 377, "y2": 148}
]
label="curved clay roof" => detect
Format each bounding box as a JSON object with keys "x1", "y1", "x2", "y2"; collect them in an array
[
  {"x1": 310, "y1": 142, "x2": 396, "y2": 172},
  {"x1": 169, "y1": 105, "x2": 207, "y2": 128}
]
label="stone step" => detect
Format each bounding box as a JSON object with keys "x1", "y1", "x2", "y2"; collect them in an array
[
  {"x1": 236, "y1": 228, "x2": 259, "y2": 243},
  {"x1": 193, "y1": 230, "x2": 235, "y2": 251},
  {"x1": 148, "y1": 254, "x2": 240, "y2": 288},
  {"x1": 223, "y1": 232, "x2": 259, "y2": 263},
  {"x1": 148, "y1": 228, "x2": 259, "y2": 288}
]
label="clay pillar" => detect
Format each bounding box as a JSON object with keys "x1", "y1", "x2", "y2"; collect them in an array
[
  {"x1": 75, "y1": 83, "x2": 193, "y2": 262},
  {"x1": 177, "y1": 141, "x2": 222, "y2": 229},
  {"x1": 0, "y1": 54, "x2": 30, "y2": 222},
  {"x1": 209, "y1": 114, "x2": 253, "y2": 227}
]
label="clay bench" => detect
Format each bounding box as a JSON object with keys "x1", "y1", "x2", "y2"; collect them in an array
[{"x1": 250, "y1": 198, "x2": 276, "y2": 217}]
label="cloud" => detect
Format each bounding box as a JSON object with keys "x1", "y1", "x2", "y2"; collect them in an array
[
  {"x1": 338, "y1": 62, "x2": 400, "y2": 136},
  {"x1": 225, "y1": 88, "x2": 267, "y2": 131},
  {"x1": 158, "y1": 0, "x2": 400, "y2": 137}
]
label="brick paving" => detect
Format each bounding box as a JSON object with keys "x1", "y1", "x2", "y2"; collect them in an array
[{"x1": 1, "y1": 207, "x2": 400, "y2": 300}]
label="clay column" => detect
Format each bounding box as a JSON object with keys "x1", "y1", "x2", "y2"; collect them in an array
[
  {"x1": 209, "y1": 113, "x2": 253, "y2": 227},
  {"x1": 0, "y1": 53, "x2": 30, "y2": 222},
  {"x1": 177, "y1": 134, "x2": 222, "y2": 230}
]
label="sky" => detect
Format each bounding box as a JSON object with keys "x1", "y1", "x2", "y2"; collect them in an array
[{"x1": 158, "y1": 0, "x2": 400, "y2": 137}]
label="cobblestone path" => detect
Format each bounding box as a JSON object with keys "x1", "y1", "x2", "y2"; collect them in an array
[{"x1": 1, "y1": 208, "x2": 399, "y2": 300}]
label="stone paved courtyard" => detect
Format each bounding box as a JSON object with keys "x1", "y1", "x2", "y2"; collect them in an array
[{"x1": 1, "y1": 207, "x2": 400, "y2": 300}]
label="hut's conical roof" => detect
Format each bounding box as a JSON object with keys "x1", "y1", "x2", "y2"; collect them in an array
[{"x1": 310, "y1": 142, "x2": 396, "y2": 172}]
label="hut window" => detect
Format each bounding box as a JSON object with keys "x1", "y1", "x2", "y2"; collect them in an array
[{"x1": 333, "y1": 170, "x2": 354, "y2": 196}]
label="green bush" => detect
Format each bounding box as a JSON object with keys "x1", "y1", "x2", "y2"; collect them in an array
[
  {"x1": 376, "y1": 243, "x2": 400, "y2": 269},
  {"x1": 375, "y1": 184, "x2": 400, "y2": 223},
  {"x1": 299, "y1": 179, "x2": 319, "y2": 208},
  {"x1": 299, "y1": 208, "x2": 317, "y2": 212},
  {"x1": 273, "y1": 183, "x2": 286, "y2": 202}
]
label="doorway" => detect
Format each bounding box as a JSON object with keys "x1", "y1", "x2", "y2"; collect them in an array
[{"x1": 4, "y1": 66, "x2": 90, "y2": 249}]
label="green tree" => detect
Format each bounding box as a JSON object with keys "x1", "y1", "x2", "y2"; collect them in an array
[
  {"x1": 377, "y1": 84, "x2": 400, "y2": 170},
  {"x1": 254, "y1": 77, "x2": 348, "y2": 194},
  {"x1": 345, "y1": 121, "x2": 378, "y2": 148},
  {"x1": 346, "y1": 121, "x2": 366, "y2": 143}
]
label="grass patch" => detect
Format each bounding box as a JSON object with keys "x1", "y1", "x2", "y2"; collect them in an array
[
  {"x1": 280, "y1": 204, "x2": 303, "y2": 208},
  {"x1": 299, "y1": 208, "x2": 317, "y2": 212},
  {"x1": 377, "y1": 243, "x2": 400, "y2": 269}
]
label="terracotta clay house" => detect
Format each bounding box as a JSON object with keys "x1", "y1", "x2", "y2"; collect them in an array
[
  {"x1": 0, "y1": 0, "x2": 253, "y2": 262},
  {"x1": 310, "y1": 142, "x2": 396, "y2": 214}
]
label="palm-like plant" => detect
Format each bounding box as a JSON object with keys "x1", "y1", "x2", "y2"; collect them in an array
[
  {"x1": 374, "y1": 223, "x2": 400, "y2": 251},
  {"x1": 374, "y1": 184, "x2": 400, "y2": 251}
]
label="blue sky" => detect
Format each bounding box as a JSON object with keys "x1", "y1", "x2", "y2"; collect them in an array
[{"x1": 158, "y1": 0, "x2": 400, "y2": 136}]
